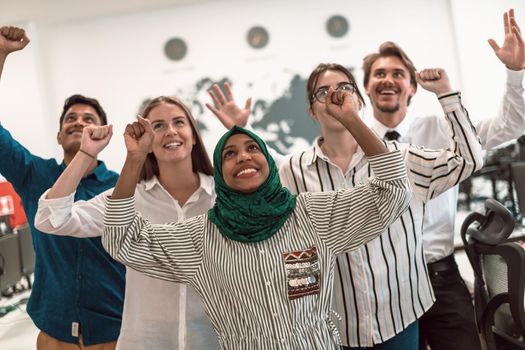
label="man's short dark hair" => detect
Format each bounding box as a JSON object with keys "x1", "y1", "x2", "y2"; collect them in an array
[{"x1": 59, "y1": 94, "x2": 107, "y2": 129}]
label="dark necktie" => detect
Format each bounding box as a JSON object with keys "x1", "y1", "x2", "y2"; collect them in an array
[{"x1": 384, "y1": 130, "x2": 401, "y2": 141}]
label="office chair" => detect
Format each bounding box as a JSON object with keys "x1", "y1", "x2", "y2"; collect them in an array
[
  {"x1": 461, "y1": 198, "x2": 525, "y2": 350},
  {"x1": 16, "y1": 224, "x2": 34, "y2": 289},
  {"x1": 0, "y1": 232, "x2": 22, "y2": 296}
]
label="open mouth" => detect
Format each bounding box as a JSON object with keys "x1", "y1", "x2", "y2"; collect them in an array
[
  {"x1": 67, "y1": 129, "x2": 84, "y2": 135},
  {"x1": 377, "y1": 87, "x2": 398, "y2": 96},
  {"x1": 163, "y1": 141, "x2": 183, "y2": 149},
  {"x1": 236, "y1": 167, "x2": 258, "y2": 177}
]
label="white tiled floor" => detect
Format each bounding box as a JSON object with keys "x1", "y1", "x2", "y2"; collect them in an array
[{"x1": 0, "y1": 288, "x2": 38, "y2": 350}]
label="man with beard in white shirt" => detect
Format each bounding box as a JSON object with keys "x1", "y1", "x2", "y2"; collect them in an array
[{"x1": 361, "y1": 9, "x2": 525, "y2": 350}]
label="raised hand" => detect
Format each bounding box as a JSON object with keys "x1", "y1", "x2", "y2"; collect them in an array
[
  {"x1": 206, "y1": 82, "x2": 252, "y2": 129},
  {"x1": 0, "y1": 26, "x2": 30, "y2": 55},
  {"x1": 325, "y1": 88, "x2": 360, "y2": 125},
  {"x1": 80, "y1": 125, "x2": 113, "y2": 158},
  {"x1": 123, "y1": 117, "x2": 154, "y2": 160},
  {"x1": 488, "y1": 9, "x2": 525, "y2": 71},
  {"x1": 416, "y1": 68, "x2": 452, "y2": 95}
]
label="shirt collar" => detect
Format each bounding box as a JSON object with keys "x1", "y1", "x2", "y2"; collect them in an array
[
  {"x1": 143, "y1": 175, "x2": 162, "y2": 191},
  {"x1": 91, "y1": 161, "x2": 111, "y2": 180},
  {"x1": 306, "y1": 136, "x2": 366, "y2": 167},
  {"x1": 143, "y1": 172, "x2": 214, "y2": 197},
  {"x1": 60, "y1": 160, "x2": 111, "y2": 181},
  {"x1": 198, "y1": 172, "x2": 214, "y2": 196},
  {"x1": 305, "y1": 136, "x2": 325, "y2": 166},
  {"x1": 368, "y1": 116, "x2": 411, "y2": 141},
  {"x1": 304, "y1": 136, "x2": 365, "y2": 171}
]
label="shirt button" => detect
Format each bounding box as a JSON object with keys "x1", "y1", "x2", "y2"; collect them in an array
[
  {"x1": 259, "y1": 249, "x2": 264, "y2": 254},
  {"x1": 273, "y1": 313, "x2": 278, "y2": 317},
  {"x1": 265, "y1": 281, "x2": 271, "y2": 286}
]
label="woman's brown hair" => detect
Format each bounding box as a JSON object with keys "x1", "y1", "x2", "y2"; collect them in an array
[{"x1": 307, "y1": 63, "x2": 366, "y2": 108}]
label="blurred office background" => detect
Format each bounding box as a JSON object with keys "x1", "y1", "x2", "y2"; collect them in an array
[
  {"x1": 1, "y1": 0, "x2": 525, "y2": 349},
  {"x1": 0, "y1": 0, "x2": 523, "y2": 170}
]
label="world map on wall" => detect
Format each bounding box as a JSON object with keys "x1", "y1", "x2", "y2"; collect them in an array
[
  {"x1": 141, "y1": 74, "x2": 321, "y2": 156},
  {"x1": 192, "y1": 75, "x2": 321, "y2": 155}
]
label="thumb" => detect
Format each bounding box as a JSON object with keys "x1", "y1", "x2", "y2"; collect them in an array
[
  {"x1": 21, "y1": 33, "x2": 30, "y2": 47},
  {"x1": 487, "y1": 38, "x2": 500, "y2": 53},
  {"x1": 415, "y1": 71, "x2": 424, "y2": 84},
  {"x1": 84, "y1": 126, "x2": 95, "y2": 138},
  {"x1": 206, "y1": 103, "x2": 232, "y2": 128},
  {"x1": 137, "y1": 116, "x2": 153, "y2": 135},
  {"x1": 104, "y1": 125, "x2": 113, "y2": 140},
  {"x1": 244, "y1": 98, "x2": 252, "y2": 111}
]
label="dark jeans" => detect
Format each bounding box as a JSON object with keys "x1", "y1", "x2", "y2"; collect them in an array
[
  {"x1": 342, "y1": 320, "x2": 418, "y2": 350},
  {"x1": 418, "y1": 255, "x2": 481, "y2": 350}
]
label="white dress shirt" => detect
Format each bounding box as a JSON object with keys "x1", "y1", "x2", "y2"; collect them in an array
[
  {"x1": 370, "y1": 68, "x2": 525, "y2": 263},
  {"x1": 35, "y1": 173, "x2": 219, "y2": 350}
]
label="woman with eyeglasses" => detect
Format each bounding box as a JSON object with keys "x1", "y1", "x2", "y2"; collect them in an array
[
  {"x1": 208, "y1": 62, "x2": 483, "y2": 349},
  {"x1": 283, "y1": 64, "x2": 483, "y2": 349},
  {"x1": 101, "y1": 87, "x2": 411, "y2": 349}
]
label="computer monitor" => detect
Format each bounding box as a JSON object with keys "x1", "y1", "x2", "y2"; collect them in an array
[{"x1": 511, "y1": 162, "x2": 525, "y2": 221}]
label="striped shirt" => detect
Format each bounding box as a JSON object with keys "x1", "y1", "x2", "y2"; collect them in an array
[
  {"x1": 278, "y1": 92, "x2": 483, "y2": 347},
  {"x1": 102, "y1": 150, "x2": 410, "y2": 350},
  {"x1": 370, "y1": 69, "x2": 525, "y2": 264}
]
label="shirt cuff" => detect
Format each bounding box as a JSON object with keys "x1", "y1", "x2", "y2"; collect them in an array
[
  {"x1": 39, "y1": 189, "x2": 75, "y2": 205},
  {"x1": 367, "y1": 150, "x2": 406, "y2": 181},
  {"x1": 506, "y1": 67, "x2": 525, "y2": 87},
  {"x1": 104, "y1": 196, "x2": 136, "y2": 226},
  {"x1": 38, "y1": 190, "x2": 76, "y2": 228},
  {"x1": 437, "y1": 91, "x2": 461, "y2": 113}
]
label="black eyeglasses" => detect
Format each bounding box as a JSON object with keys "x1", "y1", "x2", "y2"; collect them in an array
[{"x1": 312, "y1": 82, "x2": 356, "y2": 103}]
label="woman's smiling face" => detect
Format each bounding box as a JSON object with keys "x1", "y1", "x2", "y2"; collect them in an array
[{"x1": 221, "y1": 133, "x2": 269, "y2": 193}]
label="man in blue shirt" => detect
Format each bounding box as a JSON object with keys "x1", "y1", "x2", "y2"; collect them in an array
[{"x1": 0, "y1": 26, "x2": 125, "y2": 349}]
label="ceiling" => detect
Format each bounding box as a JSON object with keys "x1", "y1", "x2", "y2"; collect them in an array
[{"x1": 0, "y1": 0, "x2": 213, "y2": 24}]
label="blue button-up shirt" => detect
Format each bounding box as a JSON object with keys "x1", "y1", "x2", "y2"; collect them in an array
[{"x1": 0, "y1": 123, "x2": 125, "y2": 345}]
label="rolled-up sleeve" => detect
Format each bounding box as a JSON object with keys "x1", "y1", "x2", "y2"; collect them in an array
[{"x1": 35, "y1": 189, "x2": 110, "y2": 238}]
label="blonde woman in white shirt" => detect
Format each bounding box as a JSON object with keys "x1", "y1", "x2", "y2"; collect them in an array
[{"x1": 35, "y1": 96, "x2": 219, "y2": 349}]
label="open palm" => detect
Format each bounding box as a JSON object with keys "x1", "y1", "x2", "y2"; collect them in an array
[
  {"x1": 206, "y1": 82, "x2": 252, "y2": 129},
  {"x1": 488, "y1": 9, "x2": 525, "y2": 71}
]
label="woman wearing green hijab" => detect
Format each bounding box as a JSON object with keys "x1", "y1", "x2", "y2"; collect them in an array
[{"x1": 102, "y1": 88, "x2": 412, "y2": 349}]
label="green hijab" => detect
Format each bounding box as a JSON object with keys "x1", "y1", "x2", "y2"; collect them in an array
[{"x1": 208, "y1": 126, "x2": 296, "y2": 243}]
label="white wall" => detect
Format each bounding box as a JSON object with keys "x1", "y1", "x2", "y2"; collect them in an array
[
  {"x1": 0, "y1": 0, "x2": 523, "y2": 172},
  {"x1": 0, "y1": 21, "x2": 55, "y2": 161},
  {"x1": 450, "y1": 0, "x2": 525, "y2": 121}
]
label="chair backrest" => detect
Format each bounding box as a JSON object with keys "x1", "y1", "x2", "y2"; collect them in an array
[
  {"x1": 16, "y1": 224, "x2": 34, "y2": 276},
  {"x1": 461, "y1": 198, "x2": 525, "y2": 349},
  {"x1": 0, "y1": 233, "x2": 22, "y2": 293}
]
